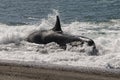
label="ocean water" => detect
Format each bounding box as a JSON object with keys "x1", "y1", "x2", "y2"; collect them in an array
[{"x1": 0, "y1": 0, "x2": 120, "y2": 69}]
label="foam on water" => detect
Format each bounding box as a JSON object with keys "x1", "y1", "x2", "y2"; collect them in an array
[{"x1": 0, "y1": 10, "x2": 120, "y2": 69}]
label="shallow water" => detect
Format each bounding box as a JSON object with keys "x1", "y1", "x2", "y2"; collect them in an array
[{"x1": 0, "y1": 0, "x2": 120, "y2": 69}]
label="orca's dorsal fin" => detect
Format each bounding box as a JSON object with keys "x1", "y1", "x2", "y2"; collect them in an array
[{"x1": 52, "y1": 16, "x2": 63, "y2": 33}]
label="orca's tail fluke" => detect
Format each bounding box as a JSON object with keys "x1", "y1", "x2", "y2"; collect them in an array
[{"x1": 52, "y1": 16, "x2": 63, "y2": 33}]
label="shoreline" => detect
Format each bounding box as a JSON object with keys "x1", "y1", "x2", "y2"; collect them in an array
[{"x1": 0, "y1": 59, "x2": 119, "y2": 80}]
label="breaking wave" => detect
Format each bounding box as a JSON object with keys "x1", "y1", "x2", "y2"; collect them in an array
[{"x1": 0, "y1": 10, "x2": 120, "y2": 69}]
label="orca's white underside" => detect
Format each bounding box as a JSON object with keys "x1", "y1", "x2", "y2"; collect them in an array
[{"x1": 0, "y1": 59, "x2": 119, "y2": 80}]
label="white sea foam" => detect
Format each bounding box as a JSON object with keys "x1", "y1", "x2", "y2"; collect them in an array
[{"x1": 0, "y1": 11, "x2": 120, "y2": 69}]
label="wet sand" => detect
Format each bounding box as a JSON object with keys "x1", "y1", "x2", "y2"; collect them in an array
[{"x1": 0, "y1": 59, "x2": 119, "y2": 80}]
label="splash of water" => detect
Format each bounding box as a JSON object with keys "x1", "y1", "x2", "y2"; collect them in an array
[{"x1": 0, "y1": 10, "x2": 120, "y2": 69}]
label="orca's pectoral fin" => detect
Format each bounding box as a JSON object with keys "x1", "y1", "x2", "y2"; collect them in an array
[
  {"x1": 59, "y1": 44, "x2": 66, "y2": 50},
  {"x1": 52, "y1": 16, "x2": 63, "y2": 33}
]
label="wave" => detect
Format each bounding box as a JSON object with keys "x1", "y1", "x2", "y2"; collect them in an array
[{"x1": 0, "y1": 10, "x2": 120, "y2": 69}]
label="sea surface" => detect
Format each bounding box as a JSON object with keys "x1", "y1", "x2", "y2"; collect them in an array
[{"x1": 0, "y1": 0, "x2": 120, "y2": 69}]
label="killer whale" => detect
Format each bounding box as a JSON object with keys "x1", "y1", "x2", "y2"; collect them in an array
[{"x1": 26, "y1": 16, "x2": 97, "y2": 55}]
